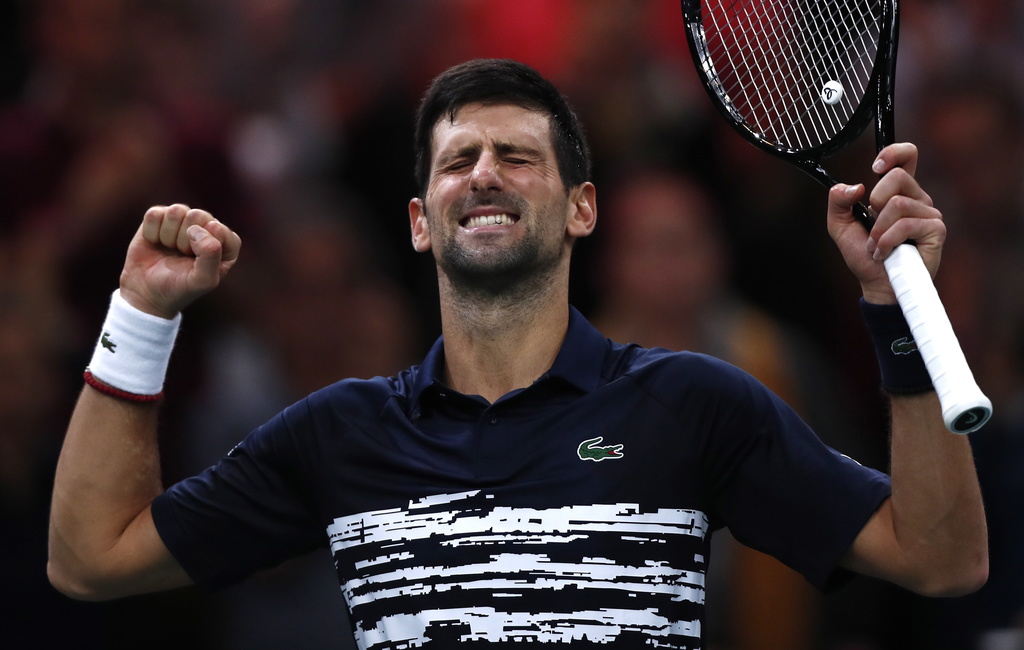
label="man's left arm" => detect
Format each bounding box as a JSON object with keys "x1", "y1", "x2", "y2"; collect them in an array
[
  {"x1": 842, "y1": 392, "x2": 988, "y2": 595},
  {"x1": 827, "y1": 143, "x2": 989, "y2": 596}
]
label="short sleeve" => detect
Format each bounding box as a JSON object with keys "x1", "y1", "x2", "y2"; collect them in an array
[
  {"x1": 700, "y1": 367, "x2": 892, "y2": 591},
  {"x1": 151, "y1": 402, "x2": 325, "y2": 591}
]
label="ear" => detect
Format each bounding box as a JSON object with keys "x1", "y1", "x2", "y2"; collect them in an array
[
  {"x1": 409, "y1": 198, "x2": 431, "y2": 252},
  {"x1": 566, "y1": 182, "x2": 597, "y2": 239}
]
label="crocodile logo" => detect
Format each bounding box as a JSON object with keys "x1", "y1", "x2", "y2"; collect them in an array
[
  {"x1": 891, "y1": 336, "x2": 918, "y2": 355},
  {"x1": 577, "y1": 436, "x2": 624, "y2": 462},
  {"x1": 101, "y1": 331, "x2": 117, "y2": 353}
]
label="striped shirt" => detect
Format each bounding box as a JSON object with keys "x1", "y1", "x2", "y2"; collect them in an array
[{"x1": 153, "y1": 307, "x2": 890, "y2": 649}]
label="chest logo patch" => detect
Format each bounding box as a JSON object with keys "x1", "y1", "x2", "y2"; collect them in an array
[{"x1": 577, "y1": 436, "x2": 624, "y2": 462}]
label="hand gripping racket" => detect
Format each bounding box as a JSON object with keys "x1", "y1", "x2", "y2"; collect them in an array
[{"x1": 681, "y1": 0, "x2": 992, "y2": 433}]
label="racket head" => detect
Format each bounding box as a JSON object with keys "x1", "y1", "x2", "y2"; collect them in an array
[{"x1": 682, "y1": 0, "x2": 898, "y2": 179}]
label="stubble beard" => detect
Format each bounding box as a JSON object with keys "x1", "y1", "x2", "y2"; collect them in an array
[{"x1": 428, "y1": 198, "x2": 569, "y2": 306}]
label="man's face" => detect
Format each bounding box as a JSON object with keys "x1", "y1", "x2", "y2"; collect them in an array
[{"x1": 409, "y1": 103, "x2": 587, "y2": 295}]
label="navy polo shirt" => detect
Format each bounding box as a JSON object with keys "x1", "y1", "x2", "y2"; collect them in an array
[{"x1": 152, "y1": 307, "x2": 891, "y2": 649}]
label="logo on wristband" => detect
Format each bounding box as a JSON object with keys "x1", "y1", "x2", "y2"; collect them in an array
[
  {"x1": 101, "y1": 332, "x2": 117, "y2": 353},
  {"x1": 890, "y1": 336, "x2": 918, "y2": 355}
]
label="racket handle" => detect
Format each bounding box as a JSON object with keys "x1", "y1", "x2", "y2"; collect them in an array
[{"x1": 882, "y1": 243, "x2": 992, "y2": 433}]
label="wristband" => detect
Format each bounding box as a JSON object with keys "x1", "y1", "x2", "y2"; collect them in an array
[
  {"x1": 860, "y1": 297, "x2": 934, "y2": 395},
  {"x1": 84, "y1": 290, "x2": 181, "y2": 401}
]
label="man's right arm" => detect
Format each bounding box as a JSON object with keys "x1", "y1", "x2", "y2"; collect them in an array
[
  {"x1": 48, "y1": 205, "x2": 241, "y2": 600},
  {"x1": 48, "y1": 388, "x2": 192, "y2": 599}
]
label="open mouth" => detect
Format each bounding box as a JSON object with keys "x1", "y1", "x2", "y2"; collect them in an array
[{"x1": 460, "y1": 213, "x2": 519, "y2": 228}]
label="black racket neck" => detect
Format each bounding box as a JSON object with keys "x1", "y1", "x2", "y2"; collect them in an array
[{"x1": 874, "y1": 0, "x2": 900, "y2": 150}]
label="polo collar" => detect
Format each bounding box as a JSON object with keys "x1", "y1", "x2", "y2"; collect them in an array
[
  {"x1": 407, "y1": 306, "x2": 608, "y2": 410},
  {"x1": 544, "y1": 305, "x2": 608, "y2": 393}
]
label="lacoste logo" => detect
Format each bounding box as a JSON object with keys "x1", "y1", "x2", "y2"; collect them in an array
[
  {"x1": 891, "y1": 336, "x2": 918, "y2": 355},
  {"x1": 577, "y1": 436, "x2": 624, "y2": 462},
  {"x1": 101, "y1": 332, "x2": 117, "y2": 353}
]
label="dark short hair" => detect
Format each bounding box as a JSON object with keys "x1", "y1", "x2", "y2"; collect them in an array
[{"x1": 413, "y1": 59, "x2": 591, "y2": 196}]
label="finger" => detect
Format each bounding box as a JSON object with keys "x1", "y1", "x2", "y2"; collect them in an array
[
  {"x1": 141, "y1": 206, "x2": 168, "y2": 244},
  {"x1": 870, "y1": 201, "x2": 945, "y2": 260},
  {"x1": 158, "y1": 203, "x2": 191, "y2": 250},
  {"x1": 869, "y1": 192, "x2": 940, "y2": 238},
  {"x1": 869, "y1": 167, "x2": 933, "y2": 217},
  {"x1": 873, "y1": 217, "x2": 946, "y2": 280},
  {"x1": 176, "y1": 208, "x2": 216, "y2": 254},
  {"x1": 872, "y1": 142, "x2": 919, "y2": 177}
]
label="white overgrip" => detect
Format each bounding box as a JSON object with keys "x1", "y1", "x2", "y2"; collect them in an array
[{"x1": 882, "y1": 243, "x2": 992, "y2": 433}]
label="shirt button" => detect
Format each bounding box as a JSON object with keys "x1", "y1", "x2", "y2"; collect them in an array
[{"x1": 489, "y1": 417, "x2": 500, "y2": 425}]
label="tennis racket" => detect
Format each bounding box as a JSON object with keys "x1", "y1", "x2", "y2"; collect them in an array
[{"x1": 681, "y1": 0, "x2": 991, "y2": 434}]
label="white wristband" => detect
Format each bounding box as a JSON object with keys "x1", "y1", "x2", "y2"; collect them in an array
[{"x1": 85, "y1": 290, "x2": 181, "y2": 399}]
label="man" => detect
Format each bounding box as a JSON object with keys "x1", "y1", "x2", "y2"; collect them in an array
[{"x1": 49, "y1": 59, "x2": 987, "y2": 648}]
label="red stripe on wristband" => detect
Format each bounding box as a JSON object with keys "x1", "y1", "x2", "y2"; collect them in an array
[{"x1": 83, "y1": 369, "x2": 163, "y2": 403}]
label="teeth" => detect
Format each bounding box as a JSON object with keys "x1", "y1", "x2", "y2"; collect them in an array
[{"x1": 464, "y1": 214, "x2": 514, "y2": 228}]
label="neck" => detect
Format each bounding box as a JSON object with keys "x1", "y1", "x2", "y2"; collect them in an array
[{"x1": 436, "y1": 267, "x2": 570, "y2": 403}]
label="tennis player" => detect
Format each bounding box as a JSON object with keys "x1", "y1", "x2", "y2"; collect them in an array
[{"x1": 48, "y1": 59, "x2": 986, "y2": 648}]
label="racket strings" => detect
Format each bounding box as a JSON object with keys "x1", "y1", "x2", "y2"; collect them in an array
[{"x1": 701, "y1": 0, "x2": 882, "y2": 150}]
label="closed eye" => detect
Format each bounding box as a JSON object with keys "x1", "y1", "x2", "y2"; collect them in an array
[{"x1": 443, "y1": 159, "x2": 474, "y2": 172}]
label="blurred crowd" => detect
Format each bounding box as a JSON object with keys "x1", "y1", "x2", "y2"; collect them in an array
[{"x1": 1, "y1": 1, "x2": 1022, "y2": 648}]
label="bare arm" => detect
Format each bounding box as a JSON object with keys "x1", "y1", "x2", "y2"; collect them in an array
[
  {"x1": 48, "y1": 204, "x2": 241, "y2": 600},
  {"x1": 827, "y1": 144, "x2": 988, "y2": 596},
  {"x1": 48, "y1": 390, "x2": 191, "y2": 600},
  {"x1": 842, "y1": 393, "x2": 987, "y2": 596}
]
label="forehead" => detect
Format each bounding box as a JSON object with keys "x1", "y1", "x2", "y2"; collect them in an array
[{"x1": 431, "y1": 103, "x2": 555, "y2": 156}]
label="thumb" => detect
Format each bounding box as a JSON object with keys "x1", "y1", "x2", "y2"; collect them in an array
[
  {"x1": 827, "y1": 183, "x2": 866, "y2": 242},
  {"x1": 187, "y1": 224, "x2": 224, "y2": 289},
  {"x1": 828, "y1": 183, "x2": 863, "y2": 219}
]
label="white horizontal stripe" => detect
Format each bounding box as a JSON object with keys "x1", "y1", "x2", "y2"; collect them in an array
[
  {"x1": 353, "y1": 606, "x2": 701, "y2": 648},
  {"x1": 441, "y1": 533, "x2": 590, "y2": 547},
  {"x1": 343, "y1": 552, "x2": 705, "y2": 607},
  {"x1": 328, "y1": 497, "x2": 709, "y2": 553},
  {"x1": 355, "y1": 552, "x2": 414, "y2": 571}
]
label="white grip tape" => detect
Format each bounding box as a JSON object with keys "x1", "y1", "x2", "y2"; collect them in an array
[
  {"x1": 883, "y1": 244, "x2": 992, "y2": 433},
  {"x1": 87, "y1": 290, "x2": 182, "y2": 396}
]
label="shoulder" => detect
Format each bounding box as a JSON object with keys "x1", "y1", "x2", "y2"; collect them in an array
[
  {"x1": 610, "y1": 343, "x2": 763, "y2": 396},
  {"x1": 288, "y1": 367, "x2": 420, "y2": 422},
  {"x1": 226, "y1": 369, "x2": 418, "y2": 471},
  {"x1": 601, "y1": 342, "x2": 787, "y2": 431}
]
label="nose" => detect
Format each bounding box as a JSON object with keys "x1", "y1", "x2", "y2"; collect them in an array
[{"x1": 470, "y1": 153, "x2": 503, "y2": 193}]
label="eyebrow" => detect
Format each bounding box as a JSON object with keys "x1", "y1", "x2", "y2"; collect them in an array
[
  {"x1": 436, "y1": 140, "x2": 544, "y2": 168},
  {"x1": 493, "y1": 141, "x2": 543, "y2": 158}
]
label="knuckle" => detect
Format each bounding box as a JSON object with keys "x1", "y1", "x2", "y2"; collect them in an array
[
  {"x1": 166, "y1": 204, "x2": 190, "y2": 221},
  {"x1": 890, "y1": 167, "x2": 912, "y2": 184},
  {"x1": 888, "y1": 194, "x2": 918, "y2": 214}
]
